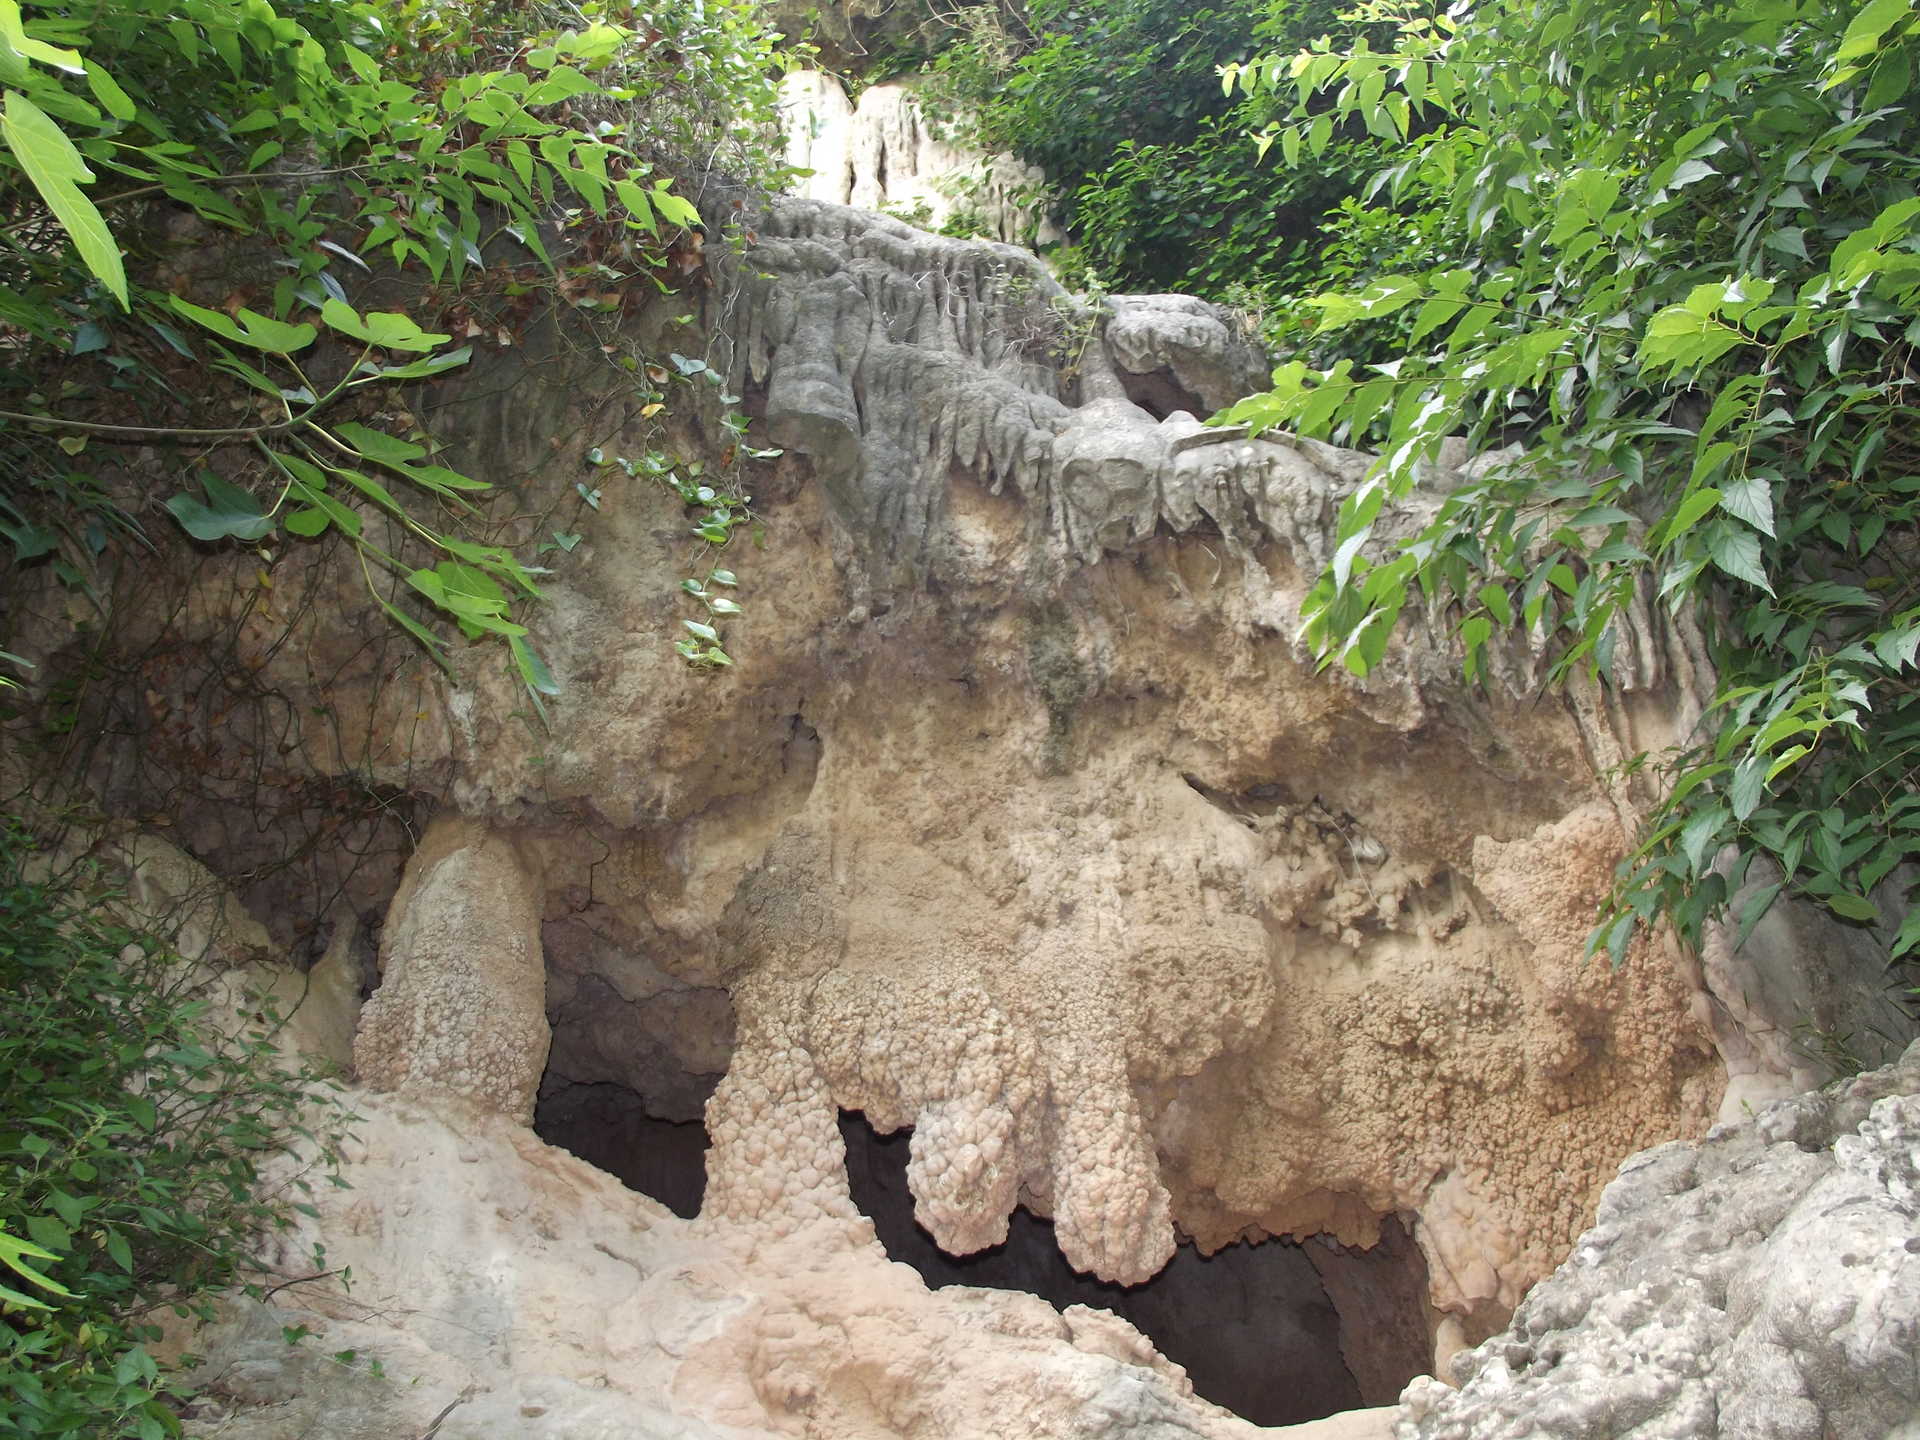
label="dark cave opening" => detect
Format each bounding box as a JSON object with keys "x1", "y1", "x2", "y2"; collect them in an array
[
  {"x1": 1116, "y1": 365, "x2": 1210, "y2": 422},
  {"x1": 840, "y1": 1110, "x2": 1433, "y2": 1427},
  {"x1": 534, "y1": 1077, "x2": 710, "y2": 1219},
  {"x1": 532, "y1": 1081, "x2": 1432, "y2": 1424}
]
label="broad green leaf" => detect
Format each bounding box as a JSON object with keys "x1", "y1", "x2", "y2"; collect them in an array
[
  {"x1": 1833, "y1": 0, "x2": 1916, "y2": 70},
  {"x1": 1729, "y1": 756, "x2": 1767, "y2": 821},
  {"x1": 283, "y1": 506, "x2": 329, "y2": 536},
  {"x1": 510, "y1": 634, "x2": 558, "y2": 695},
  {"x1": 319, "y1": 298, "x2": 449, "y2": 352},
  {"x1": 1823, "y1": 891, "x2": 1880, "y2": 922},
  {"x1": 84, "y1": 62, "x2": 136, "y2": 120},
  {"x1": 1, "y1": 90, "x2": 126, "y2": 305},
  {"x1": 165, "y1": 472, "x2": 272, "y2": 542},
  {"x1": 1663, "y1": 487, "x2": 1722, "y2": 546},
  {"x1": 1705, "y1": 521, "x2": 1773, "y2": 593},
  {"x1": 356, "y1": 345, "x2": 473, "y2": 380},
  {"x1": 332, "y1": 421, "x2": 425, "y2": 465},
  {"x1": 1733, "y1": 881, "x2": 1784, "y2": 949},
  {"x1": 170, "y1": 297, "x2": 316, "y2": 354},
  {"x1": 0, "y1": 0, "x2": 82, "y2": 73},
  {"x1": 1717, "y1": 474, "x2": 1775, "y2": 536}
]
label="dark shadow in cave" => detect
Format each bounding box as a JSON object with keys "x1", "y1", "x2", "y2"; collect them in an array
[
  {"x1": 535, "y1": 1078, "x2": 709, "y2": 1219},
  {"x1": 841, "y1": 1110, "x2": 1425, "y2": 1427}
]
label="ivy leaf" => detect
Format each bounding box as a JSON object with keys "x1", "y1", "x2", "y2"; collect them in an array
[
  {"x1": 171, "y1": 297, "x2": 317, "y2": 354},
  {"x1": 355, "y1": 345, "x2": 472, "y2": 380},
  {"x1": 319, "y1": 298, "x2": 449, "y2": 353},
  {"x1": 165, "y1": 473, "x2": 272, "y2": 542}
]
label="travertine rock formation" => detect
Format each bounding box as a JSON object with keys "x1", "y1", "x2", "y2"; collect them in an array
[
  {"x1": 1400, "y1": 1041, "x2": 1920, "y2": 1439},
  {"x1": 185, "y1": 1088, "x2": 1276, "y2": 1440},
  {"x1": 12, "y1": 190, "x2": 1915, "y2": 1438},
  {"x1": 780, "y1": 70, "x2": 1061, "y2": 247},
  {"x1": 354, "y1": 816, "x2": 551, "y2": 1122}
]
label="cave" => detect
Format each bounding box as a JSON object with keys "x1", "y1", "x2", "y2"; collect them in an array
[
  {"x1": 839, "y1": 1112, "x2": 1433, "y2": 1427},
  {"x1": 535, "y1": 1076, "x2": 711, "y2": 1219},
  {"x1": 532, "y1": 1081, "x2": 1433, "y2": 1426}
]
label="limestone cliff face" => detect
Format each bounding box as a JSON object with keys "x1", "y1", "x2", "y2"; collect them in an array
[{"x1": 11, "y1": 193, "x2": 1916, "y2": 1438}]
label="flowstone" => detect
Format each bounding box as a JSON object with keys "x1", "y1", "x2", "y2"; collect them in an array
[
  {"x1": 1401, "y1": 1042, "x2": 1920, "y2": 1439},
  {"x1": 15, "y1": 183, "x2": 1916, "y2": 1439}
]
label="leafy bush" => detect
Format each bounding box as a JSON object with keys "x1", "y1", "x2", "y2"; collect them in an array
[
  {"x1": 0, "y1": 828, "x2": 349, "y2": 1438},
  {"x1": 919, "y1": 0, "x2": 1371, "y2": 298},
  {"x1": 1220, "y1": 0, "x2": 1920, "y2": 967},
  {"x1": 0, "y1": 0, "x2": 787, "y2": 690}
]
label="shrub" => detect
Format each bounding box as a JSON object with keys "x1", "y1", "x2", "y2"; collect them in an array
[
  {"x1": 1221, "y1": 0, "x2": 1920, "y2": 966},
  {"x1": 0, "y1": 826, "x2": 350, "y2": 1438}
]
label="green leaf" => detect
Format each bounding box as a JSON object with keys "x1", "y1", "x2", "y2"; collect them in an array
[
  {"x1": 356, "y1": 345, "x2": 472, "y2": 380},
  {"x1": 1733, "y1": 881, "x2": 1783, "y2": 949},
  {"x1": 1729, "y1": 756, "x2": 1767, "y2": 821},
  {"x1": 509, "y1": 634, "x2": 558, "y2": 696},
  {"x1": 378, "y1": 597, "x2": 448, "y2": 666},
  {"x1": 1833, "y1": 0, "x2": 1915, "y2": 69},
  {"x1": 166, "y1": 473, "x2": 272, "y2": 543},
  {"x1": 1823, "y1": 891, "x2": 1880, "y2": 922},
  {"x1": 283, "y1": 506, "x2": 329, "y2": 536},
  {"x1": 84, "y1": 62, "x2": 136, "y2": 120},
  {"x1": 170, "y1": 298, "x2": 316, "y2": 354},
  {"x1": 1705, "y1": 521, "x2": 1773, "y2": 593},
  {"x1": 332, "y1": 422, "x2": 426, "y2": 465},
  {"x1": 1717, "y1": 474, "x2": 1775, "y2": 537},
  {"x1": 319, "y1": 299, "x2": 449, "y2": 353},
  {"x1": 1663, "y1": 487, "x2": 1722, "y2": 546},
  {"x1": 0, "y1": 90, "x2": 126, "y2": 305},
  {"x1": 0, "y1": 1, "x2": 83, "y2": 73},
  {"x1": 23, "y1": 1212, "x2": 67, "y2": 1252}
]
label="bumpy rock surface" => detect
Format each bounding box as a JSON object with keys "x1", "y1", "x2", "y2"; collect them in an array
[
  {"x1": 12, "y1": 190, "x2": 1915, "y2": 1438},
  {"x1": 1400, "y1": 1041, "x2": 1920, "y2": 1439},
  {"x1": 780, "y1": 70, "x2": 1060, "y2": 246},
  {"x1": 187, "y1": 1089, "x2": 1270, "y2": 1440},
  {"x1": 354, "y1": 816, "x2": 551, "y2": 1122}
]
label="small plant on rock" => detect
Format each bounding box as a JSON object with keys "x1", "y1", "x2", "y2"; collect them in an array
[{"x1": 0, "y1": 827, "x2": 351, "y2": 1439}]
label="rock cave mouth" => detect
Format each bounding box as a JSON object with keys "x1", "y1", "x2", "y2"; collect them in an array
[
  {"x1": 534, "y1": 1077, "x2": 710, "y2": 1219},
  {"x1": 839, "y1": 1111, "x2": 1431, "y2": 1428},
  {"x1": 531, "y1": 1081, "x2": 1435, "y2": 1427}
]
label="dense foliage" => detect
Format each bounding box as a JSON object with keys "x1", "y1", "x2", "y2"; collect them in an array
[
  {"x1": 0, "y1": 0, "x2": 787, "y2": 689},
  {"x1": 1220, "y1": 0, "x2": 1920, "y2": 968},
  {"x1": 921, "y1": 0, "x2": 1371, "y2": 298},
  {"x1": 0, "y1": 830, "x2": 349, "y2": 1438}
]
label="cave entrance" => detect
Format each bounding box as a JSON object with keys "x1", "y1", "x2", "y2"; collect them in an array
[
  {"x1": 535, "y1": 1076, "x2": 711, "y2": 1219},
  {"x1": 840, "y1": 1111, "x2": 1431, "y2": 1427}
]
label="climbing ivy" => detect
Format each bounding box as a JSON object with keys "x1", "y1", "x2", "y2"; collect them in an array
[
  {"x1": 0, "y1": 0, "x2": 787, "y2": 700},
  {"x1": 1219, "y1": 0, "x2": 1920, "y2": 967}
]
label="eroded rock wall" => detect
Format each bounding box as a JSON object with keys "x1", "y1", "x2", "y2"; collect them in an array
[
  {"x1": 9, "y1": 193, "x2": 1914, "y2": 1439},
  {"x1": 1400, "y1": 1041, "x2": 1920, "y2": 1440}
]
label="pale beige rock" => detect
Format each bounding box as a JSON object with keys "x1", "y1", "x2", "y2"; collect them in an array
[
  {"x1": 779, "y1": 70, "x2": 1061, "y2": 246},
  {"x1": 18, "y1": 190, "x2": 1911, "y2": 1439},
  {"x1": 354, "y1": 816, "x2": 550, "y2": 1122},
  {"x1": 191, "y1": 1089, "x2": 1269, "y2": 1440}
]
